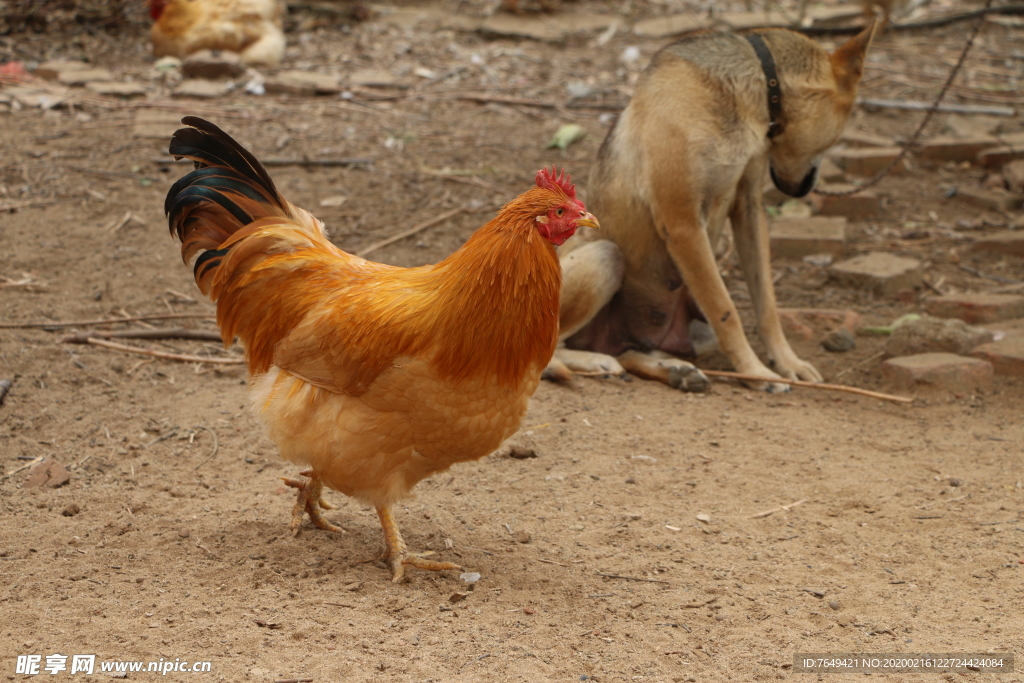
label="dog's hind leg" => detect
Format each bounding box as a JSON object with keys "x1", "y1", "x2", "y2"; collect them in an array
[
  {"x1": 618, "y1": 350, "x2": 708, "y2": 392},
  {"x1": 729, "y1": 162, "x2": 823, "y2": 384},
  {"x1": 558, "y1": 240, "x2": 624, "y2": 341},
  {"x1": 543, "y1": 240, "x2": 626, "y2": 382}
]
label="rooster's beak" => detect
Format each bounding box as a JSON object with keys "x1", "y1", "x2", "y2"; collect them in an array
[{"x1": 576, "y1": 212, "x2": 600, "y2": 230}]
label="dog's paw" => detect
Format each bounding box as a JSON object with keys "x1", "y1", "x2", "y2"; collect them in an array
[
  {"x1": 668, "y1": 363, "x2": 710, "y2": 393},
  {"x1": 771, "y1": 355, "x2": 823, "y2": 383}
]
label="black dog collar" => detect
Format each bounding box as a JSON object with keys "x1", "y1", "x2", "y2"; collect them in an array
[{"x1": 745, "y1": 33, "x2": 785, "y2": 139}]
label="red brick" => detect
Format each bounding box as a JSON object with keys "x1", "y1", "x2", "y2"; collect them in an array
[
  {"x1": 955, "y1": 187, "x2": 1024, "y2": 212},
  {"x1": 970, "y1": 230, "x2": 1024, "y2": 257},
  {"x1": 810, "y1": 184, "x2": 880, "y2": 220},
  {"x1": 971, "y1": 336, "x2": 1024, "y2": 376},
  {"x1": 779, "y1": 308, "x2": 861, "y2": 342},
  {"x1": 769, "y1": 216, "x2": 846, "y2": 259},
  {"x1": 831, "y1": 147, "x2": 904, "y2": 176},
  {"x1": 917, "y1": 136, "x2": 999, "y2": 163},
  {"x1": 924, "y1": 293, "x2": 1024, "y2": 324},
  {"x1": 829, "y1": 253, "x2": 923, "y2": 297},
  {"x1": 881, "y1": 353, "x2": 993, "y2": 393},
  {"x1": 978, "y1": 146, "x2": 1024, "y2": 169}
]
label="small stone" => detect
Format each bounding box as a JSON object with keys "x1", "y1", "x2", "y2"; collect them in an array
[
  {"x1": 24, "y1": 459, "x2": 71, "y2": 488},
  {"x1": 971, "y1": 230, "x2": 1024, "y2": 257},
  {"x1": 57, "y1": 68, "x2": 114, "y2": 85},
  {"x1": 924, "y1": 293, "x2": 1024, "y2": 324},
  {"x1": 714, "y1": 612, "x2": 726, "y2": 621},
  {"x1": 514, "y1": 530, "x2": 531, "y2": 544},
  {"x1": 769, "y1": 216, "x2": 847, "y2": 259},
  {"x1": 448, "y1": 592, "x2": 468, "y2": 603},
  {"x1": 523, "y1": 607, "x2": 537, "y2": 615},
  {"x1": 810, "y1": 185, "x2": 880, "y2": 219},
  {"x1": 971, "y1": 336, "x2": 1024, "y2": 376},
  {"x1": 955, "y1": 186, "x2": 1024, "y2": 212},
  {"x1": 917, "y1": 136, "x2": 999, "y2": 163},
  {"x1": 948, "y1": 477, "x2": 964, "y2": 487},
  {"x1": 85, "y1": 81, "x2": 147, "y2": 98},
  {"x1": 459, "y1": 572, "x2": 481, "y2": 584},
  {"x1": 695, "y1": 513, "x2": 711, "y2": 524},
  {"x1": 881, "y1": 353, "x2": 993, "y2": 393},
  {"x1": 829, "y1": 253, "x2": 923, "y2": 297},
  {"x1": 343, "y1": 581, "x2": 362, "y2": 591},
  {"x1": 173, "y1": 79, "x2": 231, "y2": 99},
  {"x1": 822, "y1": 327, "x2": 856, "y2": 353},
  {"x1": 178, "y1": 530, "x2": 190, "y2": 538},
  {"x1": 1001, "y1": 160, "x2": 1024, "y2": 193},
  {"x1": 62, "y1": 504, "x2": 81, "y2": 517},
  {"x1": 830, "y1": 147, "x2": 905, "y2": 176},
  {"x1": 182, "y1": 49, "x2": 245, "y2": 79},
  {"x1": 828, "y1": 599, "x2": 840, "y2": 610}
]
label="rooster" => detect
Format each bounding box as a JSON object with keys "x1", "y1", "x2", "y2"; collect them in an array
[
  {"x1": 164, "y1": 117, "x2": 598, "y2": 582},
  {"x1": 148, "y1": 0, "x2": 286, "y2": 66}
]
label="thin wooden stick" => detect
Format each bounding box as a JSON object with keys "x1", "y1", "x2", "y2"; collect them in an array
[
  {"x1": 700, "y1": 369, "x2": 913, "y2": 403},
  {"x1": 84, "y1": 337, "x2": 243, "y2": 364},
  {"x1": 192, "y1": 426, "x2": 220, "y2": 470},
  {"x1": 597, "y1": 572, "x2": 671, "y2": 585},
  {"x1": 0, "y1": 313, "x2": 214, "y2": 329},
  {"x1": 749, "y1": 499, "x2": 808, "y2": 519},
  {"x1": 357, "y1": 206, "x2": 467, "y2": 257},
  {"x1": 63, "y1": 328, "x2": 223, "y2": 343}
]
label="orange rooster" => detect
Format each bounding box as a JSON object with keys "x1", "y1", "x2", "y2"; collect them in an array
[
  {"x1": 148, "y1": 0, "x2": 285, "y2": 66},
  {"x1": 164, "y1": 117, "x2": 598, "y2": 582}
]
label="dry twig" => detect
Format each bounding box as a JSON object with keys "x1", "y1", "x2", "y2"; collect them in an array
[
  {"x1": 749, "y1": 499, "x2": 808, "y2": 519},
  {"x1": 192, "y1": 426, "x2": 220, "y2": 471},
  {"x1": 700, "y1": 370, "x2": 913, "y2": 403},
  {"x1": 83, "y1": 337, "x2": 242, "y2": 364},
  {"x1": 63, "y1": 328, "x2": 222, "y2": 344},
  {"x1": 597, "y1": 572, "x2": 671, "y2": 585},
  {"x1": 357, "y1": 206, "x2": 468, "y2": 257},
  {"x1": 0, "y1": 313, "x2": 214, "y2": 329}
]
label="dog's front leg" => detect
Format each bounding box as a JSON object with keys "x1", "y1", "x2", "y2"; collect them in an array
[{"x1": 730, "y1": 164, "x2": 823, "y2": 383}]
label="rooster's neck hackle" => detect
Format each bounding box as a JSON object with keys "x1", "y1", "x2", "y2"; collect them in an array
[{"x1": 428, "y1": 204, "x2": 562, "y2": 387}]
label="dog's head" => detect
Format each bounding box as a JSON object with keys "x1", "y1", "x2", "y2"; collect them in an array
[{"x1": 767, "y1": 22, "x2": 876, "y2": 198}]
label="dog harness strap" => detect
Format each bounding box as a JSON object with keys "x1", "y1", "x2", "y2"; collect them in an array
[{"x1": 745, "y1": 33, "x2": 785, "y2": 139}]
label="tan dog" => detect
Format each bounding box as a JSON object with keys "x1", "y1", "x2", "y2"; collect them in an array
[{"x1": 554, "y1": 25, "x2": 875, "y2": 392}]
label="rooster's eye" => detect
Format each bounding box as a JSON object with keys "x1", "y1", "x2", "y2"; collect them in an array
[{"x1": 555, "y1": 208, "x2": 564, "y2": 217}]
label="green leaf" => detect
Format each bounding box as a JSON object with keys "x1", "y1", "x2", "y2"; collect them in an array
[{"x1": 547, "y1": 123, "x2": 586, "y2": 150}]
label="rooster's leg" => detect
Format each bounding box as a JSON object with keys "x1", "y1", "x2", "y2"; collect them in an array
[
  {"x1": 282, "y1": 470, "x2": 341, "y2": 536},
  {"x1": 376, "y1": 505, "x2": 461, "y2": 583}
]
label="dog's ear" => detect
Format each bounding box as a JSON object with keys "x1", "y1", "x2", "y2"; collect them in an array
[{"x1": 830, "y1": 19, "x2": 876, "y2": 93}]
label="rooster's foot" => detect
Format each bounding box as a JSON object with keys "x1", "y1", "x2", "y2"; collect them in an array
[
  {"x1": 376, "y1": 505, "x2": 461, "y2": 583},
  {"x1": 282, "y1": 470, "x2": 341, "y2": 536}
]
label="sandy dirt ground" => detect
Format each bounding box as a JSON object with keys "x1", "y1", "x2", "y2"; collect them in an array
[{"x1": 2, "y1": 1, "x2": 1024, "y2": 681}]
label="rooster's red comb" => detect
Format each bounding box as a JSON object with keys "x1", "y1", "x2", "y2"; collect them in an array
[{"x1": 535, "y1": 167, "x2": 576, "y2": 200}]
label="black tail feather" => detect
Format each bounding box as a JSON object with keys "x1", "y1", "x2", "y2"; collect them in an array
[{"x1": 169, "y1": 116, "x2": 281, "y2": 203}]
